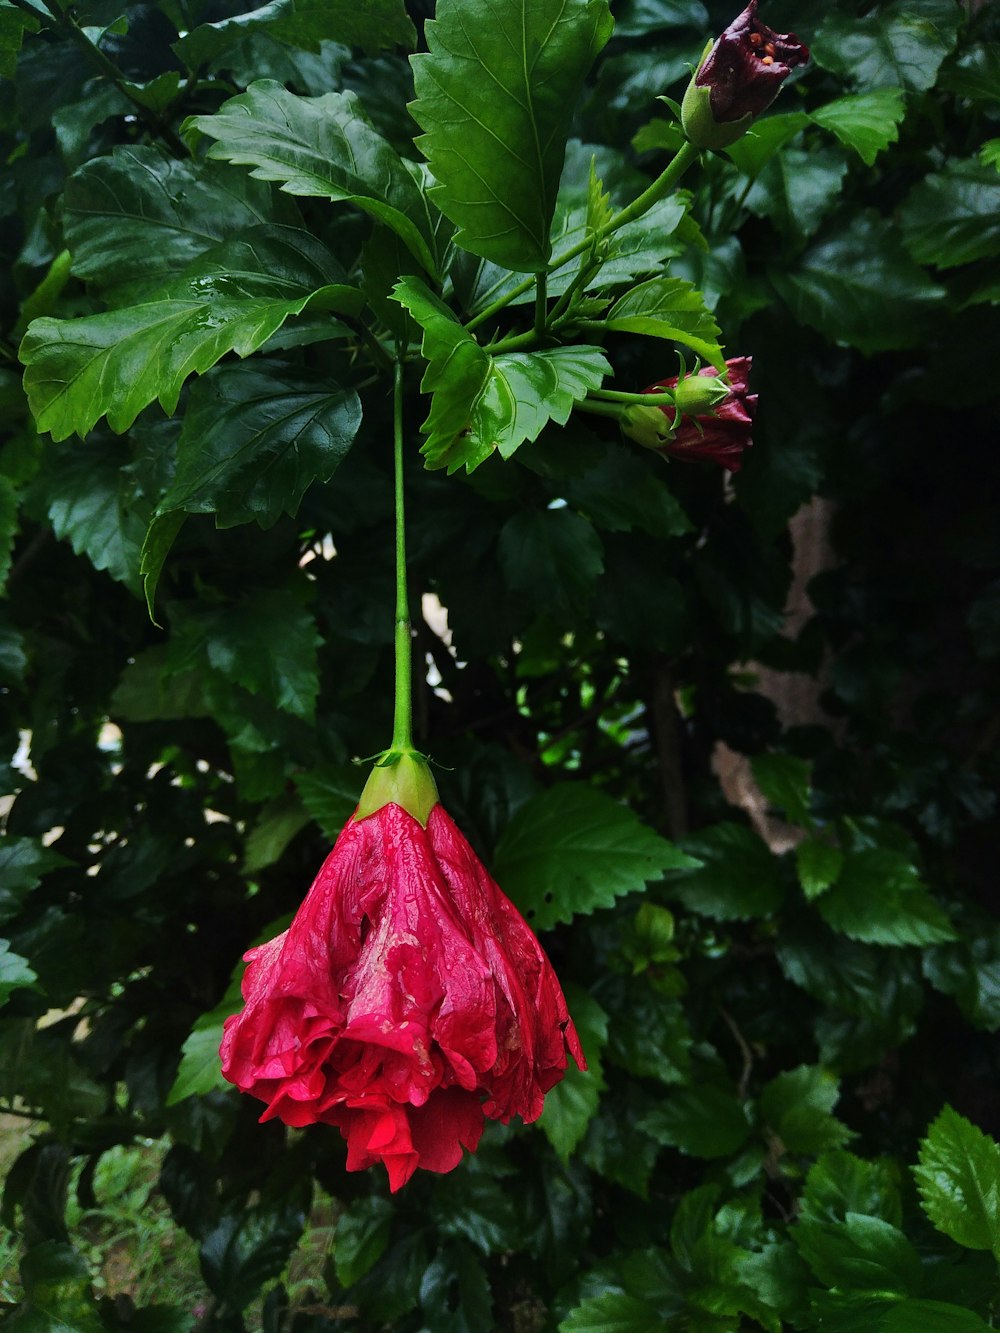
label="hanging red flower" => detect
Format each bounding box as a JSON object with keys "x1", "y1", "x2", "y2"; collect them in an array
[
  {"x1": 622, "y1": 356, "x2": 756, "y2": 472},
  {"x1": 220, "y1": 761, "x2": 584, "y2": 1192}
]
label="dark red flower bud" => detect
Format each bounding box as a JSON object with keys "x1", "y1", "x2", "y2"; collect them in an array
[
  {"x1": 220, "y1": 784, "x2": 585, "y2": 1192},
  {"x1": 623, "y1": 356, "x2": 756, "y2": 472},
  {"x1": 682, "y1": 2, "x2": 809, "y2": 150}
]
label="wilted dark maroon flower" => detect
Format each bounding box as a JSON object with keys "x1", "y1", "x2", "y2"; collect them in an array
[
  {"x1": 622, "y1": 356, "x2": 756, "y2": 472},
  {"x1": 220, "y1": 769, "x2": 584, "y2": 1193},
  {"x1": 682, "y1": 2, "x2": 809, "y2": 149}
]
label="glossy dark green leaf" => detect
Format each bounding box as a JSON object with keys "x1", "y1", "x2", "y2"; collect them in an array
[
  {"x1": 913, "y1": 1105, "x2": 1000, "y2": 1255},
  {"x1": 811, "y1": 0, "x2": 961, "y2": 92},
  {"x1": 672, "y1": 823, "x2": 784, "y2": 921},
  {"x1": 563, "y1": 441, "x2": 691, "y2": 537},
  {"x1": 64, "y1": 146, "x2": 289, "y2": 301},
  {"x1": 0, "y1": 2, "x2": 39, "y2": 79},
  {"x1": 200, "y1": 1202, "x2": 307, "y2": 1311},
  {"x1": 816, "y1": 848, "x2": 956, "y2": 947},
  {"x1": 539, "y1": 988, "x2": 608, "y2": 1159},
  {"x1": 809, "y1": 89, "x2": 907, "y2": 166},
  {"x1": 498, "y1": 508, "x2": 604, "y2": 624},
  {"x1": 881, "y1": 1300, "x2": 992, "y2": 1332},
  {"x1": 640, "y1": 1082, "x2": 751, "y2": 1159},
  {"x1": 725, "y1": 111, "x2": 810, "y2": 177},
  {"x1": 334, "y1": 1196, "x2": 393, "y2": 1288},
  {"x1": 602, "y1": 276, "x2": 724, "y2": 366},
  {"x1": 419, "y1": 1243, "x2": 492, "y2": 1333},
  {"x1": 899, "y1": 160, "x2": 1000, "y2": 269},
  {"x1": 752, "y1": 753, "x2": 812, "y2": 827},
  {"x1": 773, "y1": 213, "x2": 946, "y2": 355},
  {"x1": 0, "y1": 840, "x2": 70, "y2": 924},
  {"x1": 759, "y1": 1066, "x2": 853, "y2": 1155},
  {"x1": 186, "y1": 80, "x2": 437, "y2": 274},
  {"x1": 559, "y1": 1292, "x2": 664, "y2": 1333},
  {"x1": 745, "y1": 146, "x2": 848, "y2": 242},
  {"x1": 493, "y1": 784, "x2": 696, "y2": 930},
  {"x1": 938, "y1": 44, "x2": 1000, "y2": 103},
  {"x1": 176, "y1": 0, "x2": 415, "y2": 69},
  {"x1": 21, "y1": 227, "x2": 360, "y2": 441},
  {"x1": 796, "y1": 839, "x2": 845, "y2": 901},
  {"x1": 923, "y1": 922, "x2": 1000, "y2": 1032},
  {"x1": 295, "y1": 764, "x2": 362, "y2": 839},
  {"x1": 410, "y1": 0, "x2": 613, "y2": 271},
  {"x1": 43, "y1": 438, "x2": 145, "y2": 590},
  {"x1": 5, "y1": 1241, "x2": 105, "y2": 1333},
  {"x1": 800, "y1": 1151, "x2": 902, "y2": 1229},
  {"x1": 794, "y1": 1214, "x2": 921, "y2": 1298}
]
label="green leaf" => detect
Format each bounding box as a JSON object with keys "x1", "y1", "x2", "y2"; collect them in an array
[
  {"x1": 559, "y1": 1292, "x2": 664, "y2": 1333},
  {"x1": 640, "y1": 1082, "x2": 751, "y2": 1159},
  {"x1": 773, "y1": 212, "x2": 946, "y2": 356},
  {"x1": 725, "y1": 111, "x2": 810, "y2": 176},
  {"x1": 5, "y1": 1242, "x2": 106, "y2": 1333},
  {"x1": 751, "y1": 753, "x2": 812, "y2": 827},
  {"x1": 186, "y1": 80, "x2": 437, "y2": 275},
  {"x1": 0, "y1": 1, "x2": 39, "y2": 79},
  {"x1": 913, "y1": 1105, "x2": 1000, "y2": 1255},
  {"x1": 166, "y1": 1008, "x2": 232, "y2": 1104},
  {"x1": 64, "y1": 146, "x2": 290, "y2": 301},
  {"x1": 168, "y1": 583, "x2": 322, "y2": 720},
  {"x1": 796, "y1": 839, "x2": 845, "y2": 901},
  {"x1": 937, "y1": 43, "x2": 1000, "y2": 103},
  {"x1": 923, "y1": 921, "x2": 1000, "y2": 1032},
  {"x1": 809, "y1": 89, "x2": 907, "y2": 166},
  {"x1": 0, "y1": 839, "x2": 70, "y2": 924},
  {"x1": 498, "y1": 509, "x2": 604, "y2": 624},
  {"x1": 176, "y1": 0, "x2": 416, "y2": 68},
  {"x1": 671, "y1": 823, "x2": 784, "y2": 921},
  {"x1": 140, "y1": 513, "x2": 186, "y2": 621},
  {"x1": 160, "y1": 363, "x2": 361, "y2": 530},
  {"x1": 899, "y1": 160, "x2": 1000, "y2": 270},
  {"x1": 816, "y1": 848, "x2": 956, "y2": 947},
  {"x1": 794, "y1": 1214, "x2": 922, "y2": 1298},
  {"x1": 245, "y1": 794, "x2": 311, "y2": 873},
  {"x1": 745, "y1": 146, "x2": 848, "y2": 242},
  {"x1": 432, "y1": 1171, "x2": 523, "y2": 1255},
  {"x1": 881, "y1": 1301, "x2": 992, "y2": 1332},
  {"x1": 335, "y1": 1197, "x2": 393, "y2": 1288},
  {"x1": 563, "y1": 441, "x2": 691, "y2": 538},
  {"x1": 419, "y1": 1243, "x2": 492, "y2": 1333},
  {"x1": 493, "y1": 784, "x2": 697, "y2": 931},
  {"x1": 539, "y1": 988, "x2": 608, "y2": 1159},
  {"x1": 200, "y1": 1202, "x2": 307, "y2": 1312},
  {"x1": 801, "y1": 1151, "x2": 902, "y2": 1229},
  {"x1": 44, "y1": 439, "x2": 145, "y2": 591},
  {"x1": 810, "y1": 0, "x2": 961, "y2": 93},
  {"x1": 20, "y1": 227, "x2": 360, "y2": 441},
  {"x1": 605, "y1": 978, "x2": 691, "y2": 1085},
  {"x1": 410, "y1": 0, "x2": 614, "y2": 271},
  {"x1": 0, "y1": 473, "x2": 17, "y2": 593},
  {"x1": 602, "y1": 276, "x2": 724, "y2": 366},
  {"x1": 759, "y1": 1066, "x2": 853, "y2": 1155},
  {"x1": 0, "y1": 940, "x2": 39, "y2": 1007},
  {"x1": 296, "y1": 764, "x2": 362, "y2": 839}
]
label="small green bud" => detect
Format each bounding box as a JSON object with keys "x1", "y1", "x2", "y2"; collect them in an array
[
  {"x1": 672, "y1": 369, "x2": 732, "y2": 415},
  {"x1": 621, "y1": 404, "x2": 675, "y2": 450},
  {"x1": 356, "y1": 751, "x2": 439, "y2": 826}
]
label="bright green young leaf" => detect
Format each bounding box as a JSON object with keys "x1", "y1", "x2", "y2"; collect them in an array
[
  {"x1": 796, "y1": 839, "x2": 844, "y2": 901},
  {"x1": 671, "y1": 823, "x2": 784, "y2": 921},
  {"x1": 725, "y1": 111, "x2": 810, "y2": 176},
  {"x1": 640, "y1": 1083, "x2": 751, "y2": 1159},
  {"x1": 168, "y1": 584, "x2": 322, "y2": 721},
  {"x1": 410, "y1": 0, "x2": 613, "y2": 272},
  {"x1": 601, "y1": 276, "x2": 724, "y2": 367},
  {"x1": 176, "y1": 0, "x2": 415, "y2": 69},
  {"x1": 801, "y1": 1151, "x2": 902, "y2": 1228},
  {"x1": 159, "y1": 364, "x2": 362, "y2": 529},
  {"x1": 816, "y1": 848, "x2": 956, "y2": 947},
  {"x1": 498, "y1": 509, "x2": 604, "y2": 624},
  {"x1": 899, "y1": 161, "x2": 1000, "y2": 269},
  {"x1": 44, "y1": 439, "x2": 145, "y2": 591},
  {"x1": 811, "y1": 0, "x2": 961, "y2": 92},
  {"x1": 0, "y1": 940, "x2": 39, "y2": 1007},
  {"x1": 166, "y1": 1010, "x2": 231, "y2": 1104},
  {"x1": 493, "y1": 784, "x2": 697, "y2": 931},
  {"x1": 64, "y1": 146, "x2": 290, "y2": 301},
  {"x1": 794, "y1": 1214, "x2": 922, "y2": 1298},
  {"x1": 559, "y1": 1291, "x2": 664, "y2": 1333},
  {"x1": 752, "y1": 753, "x2": 812, "y2": 827},
  {"x1": 186, "y1": 81, "x2": 437, "y2": 274},
  {"x1": 759, "y1": 1066, "x2": 853, "y2": 1155},
  {"x1": 773, "y1": 213, "x2": 946, "y2": 355},
  {"x1": 810, "y1": 89, "x2": 907, "y2": 166},
  {"x1": 881, "y1": 1301, "x2": 992, "y2": 1332},
  {"x1": 20, "y1": 227, "x2": 360, "y2": 441},
  {"x1": 539, "y1": 988, "x2": 608, "y2": 1160},
  {"x1": 913, "y1": 1105, "x2": 1000, "y2": 1255}
]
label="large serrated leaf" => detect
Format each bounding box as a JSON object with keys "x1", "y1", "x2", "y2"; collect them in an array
[
  {"x1": 899, "y1": 160, "x2": 1000, "y2": 270},
  {"x1": 186, "y1": 81, "x2": 437, "y2": 274},
  {"x1": 493, "y1": 784, "x2": 697, "y2": 930},
  {"x1": 602, "y1": 276, "x2": 724, "y2": 366},
  {"x1": 409, "y1": 0, "x2": 613, "y2": 271},
  {"x1": 913, "y1": 1105, "x2": 1000, "y2": 1255},
  {"x1": 20, "y1": 227, "x2": 360, "y2": 441},
  {"x1": 815, "y1": 848, "x2": 956, "y2": 947},
  {"x1": 810, "y1": 0, "x2": 960, "y2": 93},
  {"x1": 809, "y1": 89, "x2": 907, "y2": 166},
  {"x1": 498, "y1": 509, "x2": 604, "y2": 623}
]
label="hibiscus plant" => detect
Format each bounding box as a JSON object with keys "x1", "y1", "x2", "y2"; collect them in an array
[{"x1": 1, "y1": 0, "x2": 1000, "y2": 1330}]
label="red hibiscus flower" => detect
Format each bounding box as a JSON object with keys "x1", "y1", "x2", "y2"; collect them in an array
[
  {"x1": 220, "y1": 761, "x2": 584, "y2": 1192},
  {"x1": 622, "y1": 356, "x2": 756, "y2": 472},
  {"x1": 682, "y1": 2, "x2": 810, "y2": 150}
]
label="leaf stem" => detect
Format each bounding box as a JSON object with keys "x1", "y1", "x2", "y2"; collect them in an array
[
  {"x1": 465, "y1": 139, "x2": 701, "y2": 334},
  {"x1": 390, "y1": 358, "x2": 413, "y2": 753},
  {"x1": 587, "y1": 388, "x2": 677, "y2": 406}
]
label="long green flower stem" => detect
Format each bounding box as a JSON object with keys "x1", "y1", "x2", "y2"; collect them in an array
[
  {"x1": 390, "y1": 359, "x2": 413, "y2": 754},
  {"x1": 465, "y1": 138, "x2": 701, "y2": 336},
  {"x1": 587, "y1": 388, "x2": 679, "y2": 405}
]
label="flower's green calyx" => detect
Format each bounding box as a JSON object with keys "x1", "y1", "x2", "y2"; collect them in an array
[{"x1": 356, "y1": 750, "x2": 439, "y2": 826}]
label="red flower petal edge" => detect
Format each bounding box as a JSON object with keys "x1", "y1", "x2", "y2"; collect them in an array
[
  {"x1": 220, "y1": 802, "x2": 585, "y2": 1192},
  {"x1": 649, "y1": 355, "x2": 756, "y2": 473}
]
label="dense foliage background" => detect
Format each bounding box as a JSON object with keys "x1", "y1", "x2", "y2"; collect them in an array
[{"x1": 2, "y1": 0, "x2": 1000, "y2": 1328}]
